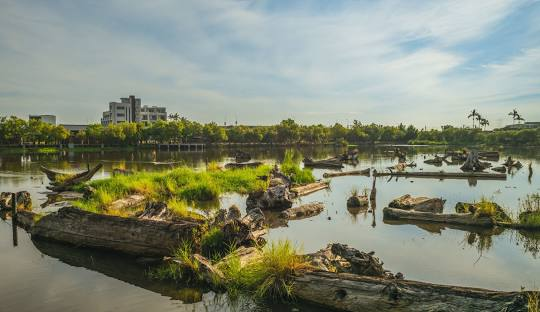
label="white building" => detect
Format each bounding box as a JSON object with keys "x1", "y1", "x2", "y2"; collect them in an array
[
  {"x1": 29, "y1": 114, "x2": 56, "y2": 125},
  {"x1": 101, "y1": 95, "x2": 166, "y2": 125}
]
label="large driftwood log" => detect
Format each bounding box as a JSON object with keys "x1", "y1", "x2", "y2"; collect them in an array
[
  {"x1": 293, "y1": 271, "x2": 528, "y2": 312},
  {"x1": 323, "y1": 169, "x2": 370, "y2": 178},
  {"x1": 290, "y1": 181, "x2": 330, "y2": 197},
  {"x1": 389, "y1": 194, "x2": 445, "y2": 213},
  {"x1": 29, "y1": 206, "x2": 202, "y2": 256},
  {"x1": 374, "y1": 171, "x2": 506, "y2": 180},
  {"x1": 383, "y1": 207, "x2": 494, "y2": 227},
  {"x1": 108, "y1": 194, "x2": 146, "y2": 211},
  {"x1": 279, "y1": 202, "x2": 324, "y2": 220}
]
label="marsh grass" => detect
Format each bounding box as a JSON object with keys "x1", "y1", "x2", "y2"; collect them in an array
[
  {"x1": 529, "y1": 291, "x2": 539, "y2": 312},
  {"x1": 200, "y1": 227, "x2": 228, "y2": 259},
  {"x1": 74, "y1": 165, "x2": 271, "y2": 214},
  {"x1": 281, "y1": 150, "x2": 315, "y2": 185},
  {"x1": 472, "y1": 197, "x2": 512, "y2": 223},
  {"x1": 519, "y1": 194, "x2": 540, "y2": 228},
  {"x1": 149, "y1": 241, "x2": 201, "y2": 283},
  {"x1": 219, "y1": 240, "x2": 311, "y2": 301}
]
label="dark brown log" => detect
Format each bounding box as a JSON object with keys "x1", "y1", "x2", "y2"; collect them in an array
[
  {"x1": 374, "y1": 171, "x2": 506, "y2": 180},
  {"x1": 29, "y1": 206, "x2": 202, "y2": 256},
  {"x1": 323, "y1": 169, "x2": 370, "y2": 178},
  {"x1": 290, "y1": 181, "x2": 330, "y2": 197},
  {"x1": 383, "y1": 207, "x2": 494, "y2": 227},
  {"x1": 279, "y1": 202, "x2": 324, "y2": 220},
  {"x1": 293, "y1": 271, "x2": 528, "y2": 312}
]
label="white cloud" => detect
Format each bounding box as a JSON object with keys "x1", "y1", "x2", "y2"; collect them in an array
[{"x1": 0, "y1": 0, "x2": 538, "y2": 126}]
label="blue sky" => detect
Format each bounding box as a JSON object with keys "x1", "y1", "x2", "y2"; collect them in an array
[{"x1": 1, "y1": 0, "x2": 539, "y2": 128}]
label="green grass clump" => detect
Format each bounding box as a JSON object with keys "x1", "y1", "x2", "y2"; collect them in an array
[
  {"x1": 519, "y1": 194, "x2": 540, "y2": 228},
  {"x1": 166, "y1": 198, "x2": 205, "y2": 220},
  {"x1": 36, "y1": 147, "x2": 59, "y2": 154},
  {"x1": 149, "y1": 241, "x2": 201, "y2": 283},
  {"x1": 73, "y1": 165, "x2": 271, "y2": 214},
  {"x1": 281, "y1": 150, "x2": 315, "y2": 185},
  {"x1": 200, "y1": 227, "x2": 228, "y2": 259},
  {"x1": 473, "y1": 197, "x2": 512, "y2": 223},
  {"x1": 219, "y1": 240, "x2": 311, "y2": 301}
]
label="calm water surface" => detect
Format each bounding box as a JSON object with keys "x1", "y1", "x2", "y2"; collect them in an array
[{"x1": 1, "y1": 146, "x2": 539, "y2": 311}]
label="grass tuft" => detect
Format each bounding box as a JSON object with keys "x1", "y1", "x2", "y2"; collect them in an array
[
  {"x1": 219, "y1": 240, "x2": 311, "y2": 301},
  {"x1": 519, "y1": 194, "x2": 540, "y2": 228},
  {"x1": 281, "y1": 149, "x2": 315, "y2": 185}
]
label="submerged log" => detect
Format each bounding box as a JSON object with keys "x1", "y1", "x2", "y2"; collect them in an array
[
  {"x1": 290, "y1": 181, "x2": 330, "y2": 197},
  {"x1": 323, "y1": 168, "x2": 370, "y2": 178},
  {"x1": 374, "y1": 171, "x2": 506, "y2": 180},
  {"x1": 29, "y1": 206, "x2": 203, "y2": 256},
  {"x1": 424, "y1": 155, "x2": 444, "y2": 166},
  {"x1": 293, "y1": 271, "x2": 528, "y2": 312},
  {"x1": 389, "y1": 194, "x2": 445, "y2": 213},
  {"x1": 278, "y1": 202, "x2": 324, "y2": 220},
  {"x1": 303, "y1": 157, "x2": 344, "y2": 169},
  {"x1": 492, "y1": 166, "x2": 507, "y2": 173},
  {"x1": 383, "y1": 207, "x2": 494, "y2": 227},
  {"x1": 224, "y1": 161, "x2": 263, "y2": 169}
]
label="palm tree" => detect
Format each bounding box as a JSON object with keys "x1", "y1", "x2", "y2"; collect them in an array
[
  {"x1": 479, "y1": 118, "x2": 489, "y2": 130},
  {"x1": 468, "y1": 109, "x2": 479, "y2": 128},
  {"x1": 475, "y1": 113, "x2": 483, "y2": 127},
  {"x1": 516, "y1": 114, "x2": 525, "y2": 124},
  {"x1": 168, "y1": 113, "x2": 180, "y2": 121},
  {"x1": 508, "y1": 109, "x2": 519, "y2": 124}
]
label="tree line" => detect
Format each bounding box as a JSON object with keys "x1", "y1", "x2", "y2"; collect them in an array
[{"x1": 0, "y1": 116, "x2": 538, "y2": 146}]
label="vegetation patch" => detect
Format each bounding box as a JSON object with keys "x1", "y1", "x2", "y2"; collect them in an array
[
  {"x1": 519, "y1": 194, "x2": 540, "y2": 228},
  {"x1": 149, "y1": 241, "x2": 202, "y2": 283},
  {"x1": 200, "y1": 227, "x2": 228, "y2": 259},
  {"x1": 472, "y1": 198, "x2": 512, "y2": 223},
  {"x1": 73, "y1": 165, "x2": 271, "y2": 214},
  {"x1": 281, "y1": 150, "x2": 315, "y2": 185},
  {"x1": 219, "y1": 240, "x2": 310, "y2": 300}
]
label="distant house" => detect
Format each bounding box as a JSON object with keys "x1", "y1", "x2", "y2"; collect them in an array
[{"x1": 29, "y1": 114, "x2": 56, "y2": 125}]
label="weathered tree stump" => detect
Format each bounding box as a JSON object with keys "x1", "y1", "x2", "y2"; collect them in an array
[{"x1": 389, "y1": 194, "x2": 445, "y2": 213}]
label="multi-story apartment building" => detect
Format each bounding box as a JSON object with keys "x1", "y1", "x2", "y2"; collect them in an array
[{"x1": 101, "y1": 95, "x2": 166, "y2": 125}]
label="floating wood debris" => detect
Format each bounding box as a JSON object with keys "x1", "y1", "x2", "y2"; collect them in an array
[
  {"x1": 303, "y1": 157, "x2": 344, "y2": 169},
  {"x1": 40, "y1": 163, "x2": 103, "y2": 192},
  {"x1": 374, "y1": 171, "x2": 506, "y2": 180},
  {"x1": 323, "y1": 168, "x2": 370, "y2": 178},
  {"x1": 290, "y1": 181, "x2": 330, "y2": 197},
  {"x1": 383, "y1": 207, "x2": 494, "y2": 227}
]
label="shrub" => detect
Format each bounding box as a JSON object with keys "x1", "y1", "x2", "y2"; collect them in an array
[{"x1": 200, "y1": 227, "x2": 228, "y2": 258}]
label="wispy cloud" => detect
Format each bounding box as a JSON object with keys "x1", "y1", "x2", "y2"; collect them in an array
[{"x1": 0, "y1": 0, "x2": 538, "y2": 126}]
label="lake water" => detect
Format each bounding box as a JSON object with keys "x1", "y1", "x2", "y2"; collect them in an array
[{"x1": 1, "y1": 146, "x2": 539, "y2": 311}]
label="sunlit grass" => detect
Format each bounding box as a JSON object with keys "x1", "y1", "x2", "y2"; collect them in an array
[
  {"x1": 281, "y1": 149, "x2": 315, "y2": 185},
  {"x1": 149, "y1": 241, "x2": 201, "y2": 283},
  {"x1": 472, "y1": 197, "x2": 512, "y2": 223},
  {"x1": 219, "y1": 240, "x2": 311, "y2": 301},
  {"x1": 529, "y1": 291, "x2": 539, "y2": 312},
  {"x1": 519, "y1": 194, "x2": 540, "y2": 228},
  {"x1": 73, "y1": 165, "x2": 271, "y2": 214}
]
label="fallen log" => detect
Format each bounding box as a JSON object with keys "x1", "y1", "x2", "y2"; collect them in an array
[
  {"x1": 383, "y1": 207, "x2": 494, "y2": 227},
  {"x1": 293, "y1": 271, "x2": 528, "y2": 312},
  {"x1": 108, "y1": 194, "x2": 146, "y2": 212},
  {"x1": 374, "y1": 171, "x2": 506, "y2": 180},
  {"x1": 323, "y1": 168, "x2": 370, "y2": 178},
  {"x1": 389, "y1": 194, "x2": 445, "y2": 213},
  {"x1": 224, "y1": 161, "x2": 263, "y2": 169},
  {"x1": 28, "y1": 206, "x2": 203, "y2": 256},
  {"x1": 278, "y1": 202, "x2": 324, "y2": 220},
  {"x1": 303, "y1": 157, "x2": 344, "y2": 169},
  {"x1": 290, "y1": 181, "x2": 330, "y2": 197}
]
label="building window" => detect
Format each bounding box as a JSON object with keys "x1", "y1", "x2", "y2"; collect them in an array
[
  {"x1": 117, "y1": 113, "x2": 125, "y2": 117},
  {"x1": 142, "y1": 115, "x2": 148, "y2": 120}
]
